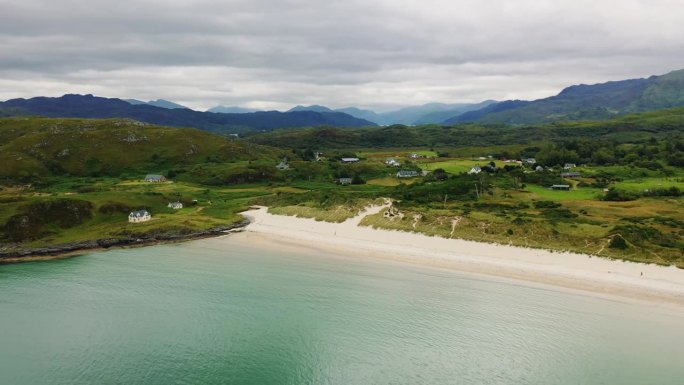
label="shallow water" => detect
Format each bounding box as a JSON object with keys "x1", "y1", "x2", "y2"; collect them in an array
[{"x1": 1, "y1": 237, "x2": 683, "y2": 384}]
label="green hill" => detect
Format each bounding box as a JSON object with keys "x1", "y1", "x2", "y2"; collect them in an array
[
  {"x1": 0, "y1": 117, "x2": 282, "y2": 181},
  {"x1": 248, "y1": 106, "x2": 684, "y2": 150},
  {"x1": 448, "y1": 69, "x2": 684, "y2": 124}
]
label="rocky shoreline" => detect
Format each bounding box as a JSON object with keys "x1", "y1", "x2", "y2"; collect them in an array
[{"x1": 0, "y1": 219, "x2": 250, "y2": 263}]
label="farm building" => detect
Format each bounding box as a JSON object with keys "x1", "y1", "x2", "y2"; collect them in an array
[
  {"x1": 340, "y1": 157, "x2": 360, "y2": 163},
  {"x1": 339, "y1": 177, "x2": 353, "y2": 185},
  {"x1": 144, "y1": 174, "x2": 166, "y2": 182},
  {"x1": 550, "y1": 185, "x2": 571, "y2": 191},
  {"x1": 128, "y1": 210, "x2": 151, "y2": 223},
  {"x1": 168, "y1": 202, "x2": 183, "y2": 209}
]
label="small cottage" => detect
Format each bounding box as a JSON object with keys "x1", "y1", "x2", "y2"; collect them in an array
[
  {"x1": 276, "y1": 160, "x2": 290, "y2": 170},
  {"x1": 563, "y1": 163, "x2": 577, "y2": 169},
  {"x1": 524, "y1": 158, "x2": 537, "y2": 165},
  {"x1": 144, "y1": 174, "x2": 166, "y2": 183},
  {"x1": 340, "y1": 157, "x2": 360, "y2": 163},
  {"x1": 168, "y1": 202, "x2": 183, "y2": 209},
  {"x1": 396, "y1": 170, "x2": 420, "y2": 178},
  {"x1": 468, "y1": 166, "x2": 482, "y2": 175},
  {"x1": 550, "y1": 184, "x2": 571, "y2": 191},
  {"x1": 385, "y1": 158, "x2": 401, "y2": 167},
  {"x1": 129, "y1": 210, "x2": 151, "y2": 223},
  {"x1": 339, "y1": 177, "x2": 353, "y2": 185}
]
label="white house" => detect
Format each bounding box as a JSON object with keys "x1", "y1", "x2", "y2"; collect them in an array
[
  {"x1": 168, "y1": 202, "x2": 183, "y2": 209},
  {"x1": 468, "y1": 166, "x2": 482, "y2": 175},
  {"x1": 385, "y1": 158, "x2": 401, "y2": 167},
  {"x1": 128, "y1": 210, "x2": 151, "y2": 223},
  {"x1": 276, "y1": 159, "x2": 290, "y2": 170},
  {"x1": 563, "y1": 163, "x2": 577, "y2": 169},
  {"x1": 339, "y1": 177, "x2": 353, "y2": 185},
  {"x1": 340, "y1": 157, "x2": 360, "y2": 163}
]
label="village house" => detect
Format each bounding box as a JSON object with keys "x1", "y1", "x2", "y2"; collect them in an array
[
  {"x1": 144, "y1": 174, "x2": 166, "y2": 182},
  {"x1": 385, "y1": 158, "x2": 401, "y2": 167},
  {"x1": 524, "y1": 158, "x2": 537, "y2": 165},
  {"x1": 468, "y1": 166, "x2": 482, "y2": 175},
  {"x1": 340, "y1": 157, "x2": 360, "y2": 163},
  {"x1": 276, "y1": 159, "x2": 290, "y2": 170},
  {"x1": 550, "y1": 184, "x2": 571, "y2": 191},
  {"x1": 563, "y1": 163, "x2": 577, "y2": 169},
  {"x1": 396, "y1": 170, "x2": 420, "y2": 178},
  {"x1": 535, "y1": 165, "x2": 544, "y2": 172},
  {"x1": 339, "y1": 177, "x2": 352, "y2": 185},
  {"x1": 168, "y1": 202, "x2": 183, "y2": 209},
  {"x1": 128, "y1": 210, "x2": 151, "y2": 223},
  {"x1": 561, "y1": 171, "x2": 581, "y2": 178}
]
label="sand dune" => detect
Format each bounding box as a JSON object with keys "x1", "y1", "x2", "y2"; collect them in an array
[{"x1": 224, "y1": 205, "x2": 684, "y2": 306}]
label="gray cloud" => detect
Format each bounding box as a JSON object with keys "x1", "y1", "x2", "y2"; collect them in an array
[{"x1": 1, "y1": 0, "x2": 683, "y2": 110}]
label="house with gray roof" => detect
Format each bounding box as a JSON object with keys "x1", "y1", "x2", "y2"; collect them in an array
[
  {"x1": 144, "y1": 174, "x2": 166, "y2": 182},
  {"x1": 128, "y1": 210, "x2": 151, "y2": 223},
  {"x1": 396, "y1": 170, "x2": 420, "y2": 178},
  {"x1": 561, "y1": 171, "x2": 581, "y2": 178}
]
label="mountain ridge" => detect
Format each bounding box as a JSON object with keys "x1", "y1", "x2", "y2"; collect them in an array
[
  {"x1": 447, "y1": 69, "x2": 684, "y2": 124},
  {"x1": 0, "y1": 94, "x2": 376, "y2": 134},
  {"x1": 125, "y1": 99, "x2": 189, "y2": 110}
]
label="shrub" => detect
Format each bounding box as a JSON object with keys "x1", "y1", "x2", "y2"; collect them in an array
[
  {"x1": 609, "y1": 235, "x2": 628, "y2": 249},
  {"x1": 602, "y1": 188, "x2": 639, "y2": 201},
  {"x1": 534, "y1": 201, "x2": 561, "y2": 209}
]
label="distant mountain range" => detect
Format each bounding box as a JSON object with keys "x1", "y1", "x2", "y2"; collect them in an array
[
  {"x1": 206, "y1": 106, "x2": 261, "y2": 114},
  {"x1": 2, "y1": 69, "x2": 682, "y2": 130},
  {"x1": 0, "y1": 94, "x2": 376, "y2": 134},
  {"x1": 283, "y1": 101, "x2": 498, "y2": 125},
  {"x1": 125, "y1": 98, "x2": 189, "y2": 110},
  {"x1": 449, "y1": 69, "x2": 684, "y2": 124}
]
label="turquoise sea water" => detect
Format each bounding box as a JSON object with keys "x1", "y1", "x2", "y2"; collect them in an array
[{"x1": 1, "y1": 236, "x2": 683, "y2": 385}]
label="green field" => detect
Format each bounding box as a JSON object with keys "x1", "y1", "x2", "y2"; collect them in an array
[
  {"x1": 422, "y1": 159, "x2": 488, "y2": 174},
  {"x1": 522, "y1": 185, "x2": 603, "y2": 201}
]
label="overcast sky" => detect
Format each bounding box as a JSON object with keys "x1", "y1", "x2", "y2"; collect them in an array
[{"x1": 1, "y1": 0, "x2": 683, "y2": 111}]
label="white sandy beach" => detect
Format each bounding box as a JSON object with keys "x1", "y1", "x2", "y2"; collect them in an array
[{"x1": 226, "y1": 205, "x2": 684, "y2": 305}]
